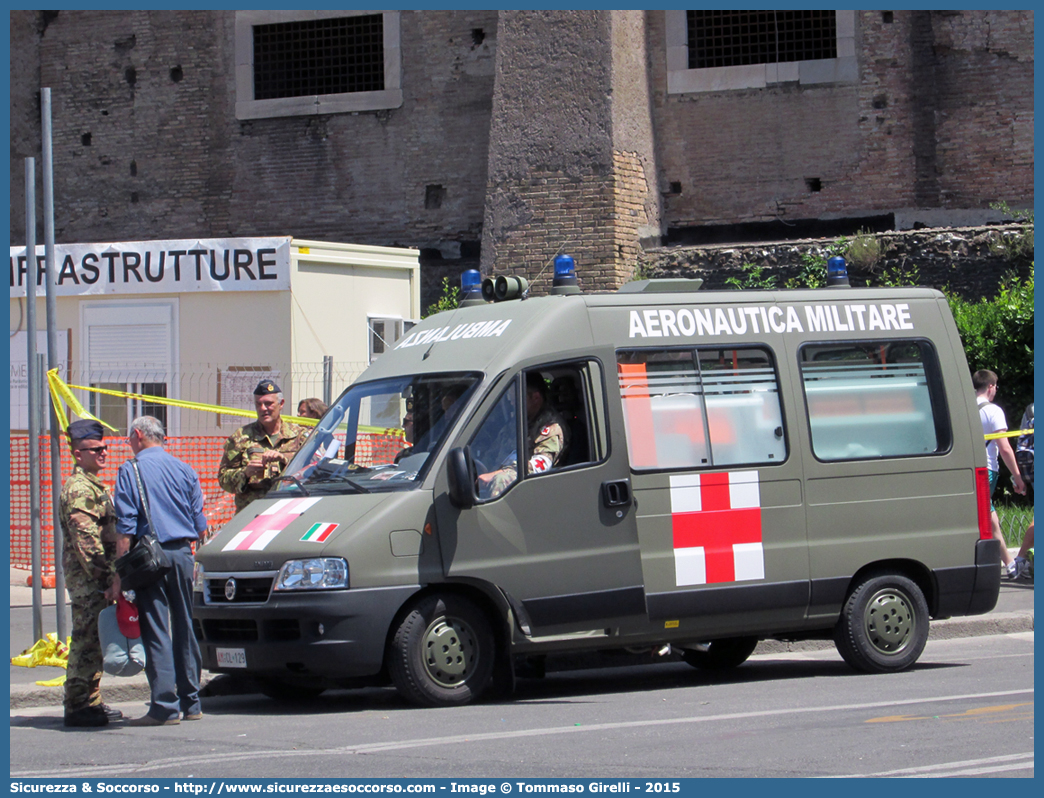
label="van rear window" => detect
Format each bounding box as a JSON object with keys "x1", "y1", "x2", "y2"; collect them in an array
[
  {"x1": 799, "y1": 339, "x2": 951, "y2": 461},
  {"x1": 617, "y1": 347, "x2": 786, "y2": 470}
]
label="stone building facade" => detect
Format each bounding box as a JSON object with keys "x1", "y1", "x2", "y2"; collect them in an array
[{"x1": 9, "y1": 10, "x2": 1034, "y2": 300}]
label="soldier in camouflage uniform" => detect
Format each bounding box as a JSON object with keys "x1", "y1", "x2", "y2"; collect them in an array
[
  {"x1": 478, "y1": 373, "x2": 569, "y2": 498},
  {"x1": 218, "y1": 380, "x2": 307, "y2": 513},
  {"x1": 59, "y1": 419, "x2": 122, "y2": 728}
]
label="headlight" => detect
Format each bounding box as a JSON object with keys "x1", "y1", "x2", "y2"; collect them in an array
[
  {"x1": 274, "y1": 558, "x2": 349, "y2": 591},
  {"x1": 192, "y1": 562, "x2": 205, "y2": 593}
]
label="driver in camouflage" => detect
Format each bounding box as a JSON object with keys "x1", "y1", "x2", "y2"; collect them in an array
[
  {"x1": 218, "y1": 380, "x2": 307, "y2": 513},
  {"x1": 478, "y1": 373, "x2": 569, "y2": 498},
  {"x1": 60, "y1": 419, "x2": 123, "y2": 728}
]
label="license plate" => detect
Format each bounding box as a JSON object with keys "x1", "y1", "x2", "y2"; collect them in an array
[{"x1": 216, "y1": 648, "x2": 247, "y2": 668}]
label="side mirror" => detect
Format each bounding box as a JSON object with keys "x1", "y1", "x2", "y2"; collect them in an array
[{"x1": 446, "y1": 446, "x2": 477, "y2": 509}]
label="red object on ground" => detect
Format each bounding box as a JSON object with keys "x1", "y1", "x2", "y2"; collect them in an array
[{"x1": 25, "y1": 573, "x2": 56, "y2": 589}]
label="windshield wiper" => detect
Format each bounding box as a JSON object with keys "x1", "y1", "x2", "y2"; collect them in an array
[
  {"x1": 305, "y1": 473, "x2": 371, "y2": 494},
  {"x1": 277, "y1": 474, "x2": 310, "y2": 495}
]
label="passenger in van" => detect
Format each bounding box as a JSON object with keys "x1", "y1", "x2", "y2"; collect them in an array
[
  {"x1": 477, "y1": 373, "x2": 570, "y2": 498},
  {"x1": 394, "y1": 398, "x2": 416, "y2": 463},
  {"x1": 973, "y1": 369, "x2": 1027, "y2": 577},
  {"x1": 420, "y1": 384, "x2": 468, "y2": 449},
  {"x1": 396, "y1": 385, "x2": 467, "y2": 463}
]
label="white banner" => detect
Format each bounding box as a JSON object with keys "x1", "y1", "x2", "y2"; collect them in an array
[{"x1": 10, "y1": 237, "x2": 292, "y2": 297}]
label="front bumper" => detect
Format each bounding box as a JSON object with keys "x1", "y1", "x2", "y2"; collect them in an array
[{"x1": 193, "y1": 585, "x2": 420, "y2": 679}]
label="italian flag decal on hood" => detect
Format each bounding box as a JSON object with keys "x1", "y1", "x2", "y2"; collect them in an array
[{"x1": 300, "y1": 522, "x2": 338, "y2": 543}]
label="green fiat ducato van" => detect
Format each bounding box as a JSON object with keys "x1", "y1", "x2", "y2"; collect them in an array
[{"x1": 193, "y1": 260, "x2": 999, "y2": 707}]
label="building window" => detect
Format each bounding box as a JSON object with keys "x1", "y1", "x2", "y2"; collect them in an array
[
  {"x1": 80, "y1": 299, "x2": 179, "y2": 435},
  {"x1": 253, "y1": 15, "x2": 385, "y2": 100},
  {"x1": 368, "y1": 317, "x2": 416, "y2": 364},
  {"x1": 236, "y1": 11, "x2": 402, "y2": 120},
  {"x1": 687, "y1": 11, "x2": 837, "y2": 69},
  {"x1": 666, "y1": 10, "x2": 856, "y2": 94}
]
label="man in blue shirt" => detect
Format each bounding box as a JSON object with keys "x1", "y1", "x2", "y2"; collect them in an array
[{"x1": 114, "y1": 415, "x2": 207, "y2": 726}]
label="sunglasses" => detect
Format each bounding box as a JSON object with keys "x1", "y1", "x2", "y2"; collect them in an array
[{"x1": 76, "y1": 445, "x2": 108, "y2": 454}]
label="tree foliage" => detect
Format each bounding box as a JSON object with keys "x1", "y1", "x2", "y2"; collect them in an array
[
  {"x1": 945, "y1": 265, "x2": 1035, "y2": 421},
  {"x1": 423, "y1": 276, "x2": 461, "y2": 318}
]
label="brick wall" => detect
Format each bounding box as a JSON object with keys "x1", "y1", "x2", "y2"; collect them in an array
[
  {"x1": 649, "y1": 10, "x2": 1034, "y2": 230},
  {"x1": 11, "y1": 9, "x2": 497, "y2": 255},
  {"x1": 10, "y1": 10, "x2": 1032, "y2": 293}
]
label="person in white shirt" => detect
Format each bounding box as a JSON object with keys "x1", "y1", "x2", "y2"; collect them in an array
[{"x1": 973, "y1": 369, "x2": 1026, "y2": 576}]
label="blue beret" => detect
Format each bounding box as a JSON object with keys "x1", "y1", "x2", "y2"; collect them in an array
[
  {"x1": 68, "y1": 419, "x2": 104, "y2": 442},
  {"x1": 254, "y1": 379, "x2": 281, "y2": 396}
]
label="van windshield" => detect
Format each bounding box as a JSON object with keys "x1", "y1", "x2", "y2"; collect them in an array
[{"x1": 277, "y1": 372, "x2": 480, "y2": 495}]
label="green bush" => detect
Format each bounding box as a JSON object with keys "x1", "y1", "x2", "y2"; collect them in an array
[
  {"x1": 726, "y1": 261, "x2": 777, "y2": 290},
  {"x1": 845, "y1": 228, "x2": 884, "y2": 271},
  {"x1": 944, "y1": 265, "x2": 1034, "y2": 419},
  {"x1": 784, "y1": 251, "x2": 827, "y2": 289},
  {"x1": 423, "y1": 276, "x2": 462, "y2": 318}
]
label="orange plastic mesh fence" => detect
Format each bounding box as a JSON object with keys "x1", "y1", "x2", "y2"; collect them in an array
[
  {"x1": 10, "y1": 431, "x2": 409, "y2": 571},
  {"x1": 11, "y1": 436, "x2": 236, "y2": 572},
  {"x1": 354, "y1": 430, "x2": 408, "y2": 467}
]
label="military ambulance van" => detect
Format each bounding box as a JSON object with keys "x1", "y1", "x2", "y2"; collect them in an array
[{"x1": 193, "y1": 259, "x2": 1000, "y2": 707}]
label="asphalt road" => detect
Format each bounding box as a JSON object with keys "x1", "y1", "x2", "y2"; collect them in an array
[{"x1": 10, "y1": 631, "x2": 1034, "y2": 779}]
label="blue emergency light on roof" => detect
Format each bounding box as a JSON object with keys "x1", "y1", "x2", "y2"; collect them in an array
[
  {"x1": 551, "y1": 253, "x2": 581, "y2": 295},
  {"x1": 458, "y1": 269, "x2": 487, "y2": 306},
  {"x1": 826, "y1": 256, "x2": 851, "y2": 288}
]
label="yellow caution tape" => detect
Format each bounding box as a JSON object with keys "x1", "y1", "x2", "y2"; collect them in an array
[
  {"x1": 47, "y1": 369, "x2": 320, "y2": 431},
  {"x1": 46, "y1": 368, "x2": 1033, "y2": 449},
  {"x1": 984, "y1": 428, "x2": 1033, "y2": 440},
  {"x1": 47, "y1": 369, "x2": 117, "y2": 432},
  {"x1": 11, "y1": 632, "x2": 70, "y2": 670}
]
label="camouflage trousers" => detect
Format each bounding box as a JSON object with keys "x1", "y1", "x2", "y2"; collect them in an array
[{"x1": 64, "y1": 573, "x2": 109, "y2": 711}]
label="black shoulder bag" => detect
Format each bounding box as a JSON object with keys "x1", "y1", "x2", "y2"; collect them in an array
[{"x1": 114, "y1": 460, "x2": 172, "y2": 590}]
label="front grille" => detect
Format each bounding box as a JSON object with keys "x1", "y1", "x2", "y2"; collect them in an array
[
  {"x1": 207, "y1": 576, "x2": 273, "y2": 604},
  {"x1": 201, "y1": 618, "x2": 258, "y2": 643}
]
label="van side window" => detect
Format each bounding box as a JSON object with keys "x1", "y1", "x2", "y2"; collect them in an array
[
  {"x1": 618, "y1": 347, "x2": 786, "y2": 470},
  {"x1": 471, "y1": 361, "x2": 605, "y2": 500},
  {"x1": 799, "y1": 339, "x2": 951, "y2": 461}
]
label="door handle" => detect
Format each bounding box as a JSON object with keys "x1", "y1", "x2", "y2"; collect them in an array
[{"x1": 602, "y1": 479, "x2": 631, "y2": 508}]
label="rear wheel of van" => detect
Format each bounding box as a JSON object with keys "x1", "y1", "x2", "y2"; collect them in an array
[
  {"x1": 834, "y1": 574, "x2": 929, "y2": 673},
  {"x1": 680, "y1": 637, "x2": 759, "y2": 670},
  {"x1": 388, "y1": 594, "x2": 495, "y2": 707}
]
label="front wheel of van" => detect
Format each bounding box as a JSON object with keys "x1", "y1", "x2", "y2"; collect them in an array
[
  {"x1": 388, "y1": 594, "x2": 495, "y2": 707},
  {"x1": 680, "y1": 637, "x2": 759, "y2": 670},
  {"x1": 834, "y1": 574, "x2": 929, "y2": 673}
]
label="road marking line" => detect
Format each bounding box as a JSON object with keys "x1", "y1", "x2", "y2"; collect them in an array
[
  {"x1": 826, "y1": 752, "x2": 1033, "y2": 778},
  {"x1": 11, "y1": 687, "x2": 1034, "y2": 778}
]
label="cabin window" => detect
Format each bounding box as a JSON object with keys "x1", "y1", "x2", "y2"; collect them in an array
[
  {"x1": 799, "y1": 339, "x2": 951, "y2": 461},
  {"x1": 617, "y1": 347, "x2": 786, "y2": 470}
]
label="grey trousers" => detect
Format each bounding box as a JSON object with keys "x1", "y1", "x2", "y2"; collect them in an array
[{"x1": 136, "y1": 540, "x2": 202, "y2": 721}]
